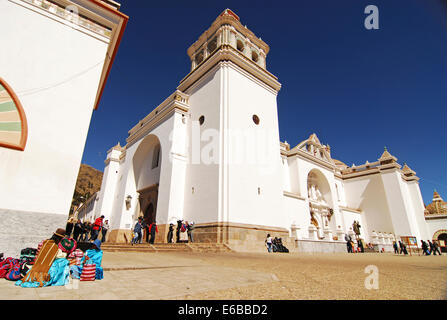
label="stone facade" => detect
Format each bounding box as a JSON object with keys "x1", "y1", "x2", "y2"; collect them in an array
[{"x1": 0, "y1": 209, "x2": 67, "y2": 258}]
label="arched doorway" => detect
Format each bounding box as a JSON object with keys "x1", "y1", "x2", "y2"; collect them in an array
[
  {"x1": 433, "y1": 230, "x2": 447, "y2": 253},
  {"x1": 133, "y1": 134, "x2": 162, "y2": 243},
  {"x1": 144, "y1": 202, "x2": 155, "y2": 225}
]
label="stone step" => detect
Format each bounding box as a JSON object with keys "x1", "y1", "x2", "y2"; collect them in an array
[{"x1": 101, "y1": 242, "x2": 232, "y2": 253}]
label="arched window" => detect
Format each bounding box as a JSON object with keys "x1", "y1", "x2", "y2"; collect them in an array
[
  {"x1": 195, "y1": 50, "x2": 204, "y2": 65},
  {"x1": 0, "y1": 78, "x2": 27, "y2": 151},
  {"x1": 207, "y1": 37, "x2": 217, "y2": 53},
  {"x1": 251, "y1": 51, "x2": 259, "y2": 62},
  {"x1": 236, "y1": 39, "x2": 244, "y2": 52}
]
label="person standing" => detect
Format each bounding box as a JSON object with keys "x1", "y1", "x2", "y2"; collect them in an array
[
  {"x1": 421, "y1": 240, "x2": 430, "y2": 255},
  {"x1": 187, "y1": 221, "x2": 195, "y2": 243},
  {"x1": 345, "y1": 234, "x2": 352, "y2": 253},
  {"x1": 392, "y1": 241, "x2": 399, "y2": 254},
  {"x1": 84, "y1": 222, "x2": 92, "y2": 241},
  {"x1": 101, "y1": 219, "x2": 109, "y2": 243},
  {"x1": 132, "y1": 217, "x2": 143, "y2": 245},
  {"x1": 428, "y1": 240, "x2": 437, "y2": 255},
  {"x1": 167, "y1": 223, "x2": 174, "y2": 243},
  {"x1": 65, "y1": 218, "x2": 74, "y2": 238},
  {"x1": 176, "y1": 220, "x2": 182, "y2": 243},
  {"x1": 73, "y1": 220, "x2": 83, "y2": 242},
  {"x1": 80, "y1": 221, "x2": 88, "y2": 241},
  {"x1": 149, "y1": 222, "x2": 158, "y2": 244},
  {"x1": 433, "y1": 241, "x2": 442, "y2": 256},
  {"x1": 141, "y1": 220, "x2": 148, "y2": 243},
  {"x1": 91, "y1": 216, "x2": 104, "y2": 241},
  {"x1": 265, "y1": 234, "x2": 273, "y2": 253},
  {"x1": 399, "y1": 241, "x2": 408, "y2": 255},
  {"x1": 358, "y1": 239, "x2": 364, "y2": 253}
]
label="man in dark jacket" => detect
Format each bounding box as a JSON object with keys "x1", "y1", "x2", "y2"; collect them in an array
[
  {"x1": 149, "y1": 222, "x2": 158, "y2": 244},
  {"x1": 73, "y1": 220, "x2": 83, "y2": 242},
  {"x1": 432, "y1": 241, "x2": 442, "y2": 255},
  {"x1": 345, "y1": 234, "x2": 352, "y2": 253}
]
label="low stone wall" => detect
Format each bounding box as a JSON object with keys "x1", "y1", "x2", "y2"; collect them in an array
[
  {"x1": 294, "y1": 239, "x2": 347, "y2": 253},
  {"x1": 0, "y1": 208, "x2": 67, "y2": 258}
]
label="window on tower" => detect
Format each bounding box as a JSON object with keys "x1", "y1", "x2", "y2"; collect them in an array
[
  {"x1": 252, "y1": 115, "x2": 260, "y2": 125},
  {"x1": 195, "y1": 50, "x2": 204, "y2": 65},
  {"x1": 251, "y1": 51, "x2": 259, "y2": 63},
  {"x1": 207, "y1": 37, "x2": 217, "y2": 54},
  {"x1": 237, "y1": 39, "x2": 244, "y2": 52}
]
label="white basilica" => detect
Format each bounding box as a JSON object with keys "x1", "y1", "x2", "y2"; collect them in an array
[{"x1": 90, "y1": 9, "x2": 436, "y2": 252}]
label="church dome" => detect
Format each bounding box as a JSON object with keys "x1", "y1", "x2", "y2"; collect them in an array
[{"x1": 425, "y1": 191, "x2": 447, "y2": 215}]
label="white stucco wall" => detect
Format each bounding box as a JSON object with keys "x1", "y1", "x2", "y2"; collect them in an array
[
  {"x1": 0, "y1": 1, "x2": 109, "y2": 215},
  {"x1": 343, "y1": 174, "x2": 394, "y2": 235},
  {"x1": 225, "y1": 64, "x2": 285, "y2": 228}
]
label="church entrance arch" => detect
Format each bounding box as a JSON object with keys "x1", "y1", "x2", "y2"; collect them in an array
[
  {"x1": 307, "y1": 169, "x2": 334, "y2": 239},
  {"x1": 133, "y1": 134, "x2": 162, "y2": 242}
]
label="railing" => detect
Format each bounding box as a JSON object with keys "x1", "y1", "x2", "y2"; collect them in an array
[{"x1": 23, "y1": 0, "x2": 112, "y2": 38}]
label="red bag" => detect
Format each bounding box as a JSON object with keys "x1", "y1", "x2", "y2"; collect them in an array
[{"x1": 80, "y1": 264, "x2": 96, "y2": 281}]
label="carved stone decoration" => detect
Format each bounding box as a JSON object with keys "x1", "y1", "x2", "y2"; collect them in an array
[{"x1": 353, "y1": 220, "x2": 361, "y2": 236}]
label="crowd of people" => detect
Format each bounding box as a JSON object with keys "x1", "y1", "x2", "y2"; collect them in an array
[
  {"x1": 345, "y1": 234, "x2": 366, "y2": 253},
  {"x1": 131, "y1": 218, "x2": 195, "y2": 245},
  {"x1": 419, "y1": 240, "x2": 442, "y2": 256},
  {"x1": 65, "y1": 216, "x2": 109, "y2": 243},
  {"x1": 265, "y1": 234, "x2": 289, "y2": 253},
  {"x1": 0, "y1": 227, "x2": 104, "y2": 287}
]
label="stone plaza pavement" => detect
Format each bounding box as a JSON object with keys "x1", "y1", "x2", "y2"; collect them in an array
[{"x1": 0, "y1": 251, "x2": 446, "y2": 300}]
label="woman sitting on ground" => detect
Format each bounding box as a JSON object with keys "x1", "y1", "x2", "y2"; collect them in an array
[{"x1": 70, "y1": 239, "x2": 104, "y2": 280}]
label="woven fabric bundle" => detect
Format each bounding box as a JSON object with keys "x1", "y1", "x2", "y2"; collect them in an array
[{"x1": 21, "y1": 240, "x2": 59, "y2": 287}]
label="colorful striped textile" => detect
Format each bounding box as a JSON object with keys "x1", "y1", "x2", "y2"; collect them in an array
[{"x1": 0, "y1": 78, "x2": 27, "y2": 151}]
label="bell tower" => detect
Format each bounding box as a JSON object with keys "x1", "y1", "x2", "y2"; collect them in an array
[{"x1": 180, "y1": 9, "x2": 286, "y2": 242}]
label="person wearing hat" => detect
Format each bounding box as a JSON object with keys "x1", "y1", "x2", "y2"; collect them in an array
[
  {"x1": 70, "y1": 239, "x2": 104, "y2": 280},
  {"x1": 50, "y1": 228, "x2": 66, "y2": 244},
  {"x1": 167, "y1": 223, "x2": 174, "y2": 243}
]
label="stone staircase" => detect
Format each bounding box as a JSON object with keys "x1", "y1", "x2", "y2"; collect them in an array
[
  {"x1": 101, "y1": 242, "x2": 232, "y2": 253},
  {"x1": 188, "y1": 243, "x2": 232, "y2": 253}
]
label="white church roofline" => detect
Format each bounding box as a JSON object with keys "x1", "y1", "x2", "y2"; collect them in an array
[{"x1": 126, "y1": 90, "x2": 190, "y2": 148}]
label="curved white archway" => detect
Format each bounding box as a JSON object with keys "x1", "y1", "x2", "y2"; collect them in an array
[{"x1": 307, "y1": 169, "x2": 335, "y2": 239}]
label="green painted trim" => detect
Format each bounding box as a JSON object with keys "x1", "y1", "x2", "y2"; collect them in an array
[
  {"x1": 0, "y1": 122, "x2": 21, "y2": 132},
  {"x1": 0, "y1": 101, "x2": 16, "y2": 112}
]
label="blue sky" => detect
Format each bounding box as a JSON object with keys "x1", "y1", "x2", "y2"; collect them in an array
[{"x1": 82, "y1": 0, "x2": 447, "y2": 205}]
